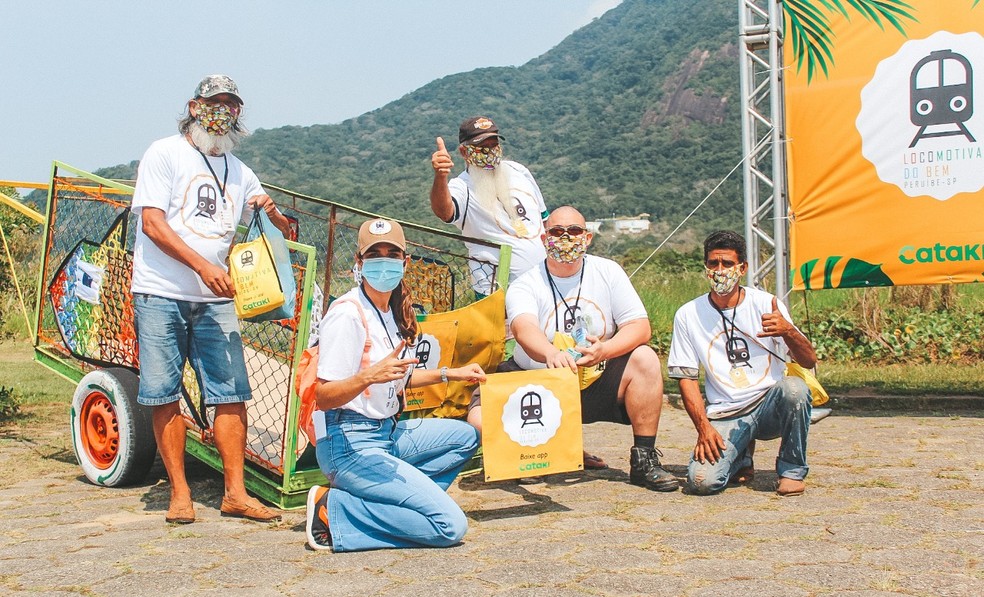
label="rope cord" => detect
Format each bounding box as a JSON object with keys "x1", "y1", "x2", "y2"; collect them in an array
[{"x1": 628, "y1": 134, "x2": 772, "y2": 279}]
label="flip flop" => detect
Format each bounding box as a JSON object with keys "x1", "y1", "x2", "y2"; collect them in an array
[{"x1": 583, "y1": 452, "x2": 609, "y2": 470}]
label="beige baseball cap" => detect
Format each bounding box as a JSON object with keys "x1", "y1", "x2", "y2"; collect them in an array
[{"x1": 357, "y1": 219, "x2": 406, "y2": 254}]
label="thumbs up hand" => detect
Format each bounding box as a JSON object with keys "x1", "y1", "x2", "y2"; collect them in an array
[
  {"x1": 758, "y1": 296, "x2": 793, "y2": 338},
  {"x1": 431, "y1": 137, "x2": 454, "y2": 178}
]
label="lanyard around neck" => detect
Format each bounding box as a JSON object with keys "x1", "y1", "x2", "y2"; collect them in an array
[
  {"x1": 709, "y1": 287, "x2": 743, "y2": 353},
  {"x1": 360, "y1": 284, "x2": 397, "y2": 350},
  {"x1": 359, "y1": 285, "x2": 411, "y2": 413},
  {"x1": 197, "y1": 150, "x2": 229, "y2": 202},
  {"x1": 545, "y1": 259, "x2": 585, "y2": 333}
]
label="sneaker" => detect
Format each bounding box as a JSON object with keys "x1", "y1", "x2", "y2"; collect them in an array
[
  {"x1": 306, "y1": 485, "x2": 333, "y2": 551},
  {"x1": 629, "y1": 446, "x2": 680, "y2": 492}
]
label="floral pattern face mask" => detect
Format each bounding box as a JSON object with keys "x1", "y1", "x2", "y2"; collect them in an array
[
  {"x1": 705, "y1": 264, "x2": 742, "y2": 295},
  {"x1": 546, "y1": 234, "x2": 587, "y2": 264},
  {"x1": 464, "y1": 144, "x2": 502, "y2": 170},
  {"x1": 196, "y1": 101, "x2": 240, "y2": 136}
]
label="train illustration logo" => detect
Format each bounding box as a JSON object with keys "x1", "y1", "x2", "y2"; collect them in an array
[
  {"x1": 909, "y1": 49, "x2": 975, "y2": 147},
  {"x1": 520, "y1": 391, "x2": 544, "y2": 428}
]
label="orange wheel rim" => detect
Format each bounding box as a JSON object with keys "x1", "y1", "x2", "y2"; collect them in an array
[{"x1": 80, "y1": 391, "x2": 120, "y2": 469}]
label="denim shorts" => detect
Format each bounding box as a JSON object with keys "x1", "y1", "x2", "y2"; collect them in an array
[{"x1": 133, "y1": 294, "x2": 252, "y2": 406}]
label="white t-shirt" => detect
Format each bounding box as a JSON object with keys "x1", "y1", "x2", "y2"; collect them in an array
[
  {"x1": 668, "y1": 287, "x2": 796, "y2": 417},
  {"x1": 131, "y1": 134, "x2": 262, "y2": 301},
  {"x1": 315, "y1": 287, "x2": 410, "y2": 421},
  {"x1": 506, "y1": 255, "x2": 649, "y2": 370},
  {"x1": 448, "y1": 160, "x2": 548, "y2": 293}
]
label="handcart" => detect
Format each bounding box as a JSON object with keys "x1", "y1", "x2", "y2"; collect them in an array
[{"x1": 32, "y1": 162, "x2": 509, "y2": 509}]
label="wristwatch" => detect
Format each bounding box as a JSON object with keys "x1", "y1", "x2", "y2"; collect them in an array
[{"x1": 440, "y1": 366, "x2": 449, "y2": 383}]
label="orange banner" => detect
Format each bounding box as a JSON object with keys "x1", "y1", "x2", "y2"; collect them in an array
[{"x1": 785, "y1": 1, "x2": 984, "y2": 289}]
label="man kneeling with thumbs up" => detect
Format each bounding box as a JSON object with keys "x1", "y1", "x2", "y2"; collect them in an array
[{"x1": 668, "y1": 230, "x2": 818, "y2": 497}]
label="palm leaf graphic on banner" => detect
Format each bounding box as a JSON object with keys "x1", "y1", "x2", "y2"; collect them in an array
[{"x1": 784, "y1": 0, "x2": 919, "y2": 82}]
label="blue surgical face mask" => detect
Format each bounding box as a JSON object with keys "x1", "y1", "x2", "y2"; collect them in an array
[{"x1": 359, "y1": 257, "x2": 405, "y2": 292}]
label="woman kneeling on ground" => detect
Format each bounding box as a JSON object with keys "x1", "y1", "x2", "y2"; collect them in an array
[{"x1": 306, "y1": 218, "x2": 485, "y2": 552}]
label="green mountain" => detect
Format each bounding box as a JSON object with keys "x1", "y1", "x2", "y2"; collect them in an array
[{"x1": 102, "y1": 0, "x2": 743, "y2": 234}]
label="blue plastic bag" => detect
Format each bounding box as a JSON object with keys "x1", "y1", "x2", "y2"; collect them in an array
[{"x1": 243, "y1": 209, "x2": 296, "y2": 322}]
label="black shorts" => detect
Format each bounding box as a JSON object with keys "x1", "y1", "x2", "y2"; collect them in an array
[{"x1": 470, "y1": 352, "x2": 635, "y2": 425}]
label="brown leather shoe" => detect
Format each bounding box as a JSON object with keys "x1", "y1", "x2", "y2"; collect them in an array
[
  {"x1": 729, "y1": 466, "x2": 755, "y2": 486},
  {"x1": 583, "y1": 452, "x2": 609, "y2": 470},
  {"x1": 220, "y1": 496, "x2": 282, "y2": 522},
  {"x1": 165, "y1": 498, "x2": 196, "y2": 524},
  {"x1": 776, "y1": 477, "x2": 806, "y2": 496}
]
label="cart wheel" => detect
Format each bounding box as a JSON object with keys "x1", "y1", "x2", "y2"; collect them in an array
[{"x1": 70, "y1": 368, "x2": 156, "y2": 486}]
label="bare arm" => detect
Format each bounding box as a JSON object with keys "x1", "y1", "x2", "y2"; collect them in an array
[
  {"x1": 141, "y1": 207, "x2": 235, "y2": 298},
  {"x1": 511, "y1": 313, "x2": 578, "y2": 371},
  {"x1": 314, "y1": 342, "x2": 418, "y2": 410},
  {"x1": 248, "y1": 194, "x2": 292, "y2": 238},
  {"x1": 429, "y1": 137, "x2": 455, "y2": 222},
  {"x1": 575, "y1": 317, "x2": 651, "y2": 367},
  {"x1": 410, "y1": 363, "x2": 487, "y2": 387},
  {"x1": 758, "y1": 297, "x2": 817, "y2": 368},
  {"x1": 679, "y1": 377, "x2": 725, "y2": 464}
]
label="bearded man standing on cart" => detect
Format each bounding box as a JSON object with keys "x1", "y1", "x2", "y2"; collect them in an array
[{"x1": 131, "y1": 75, "x2": 291, "y2": 524}]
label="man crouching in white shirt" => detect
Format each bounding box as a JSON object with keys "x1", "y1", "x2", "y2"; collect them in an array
[{"x1": 668, "y1": 230, "x2": 817, "y2": 497}]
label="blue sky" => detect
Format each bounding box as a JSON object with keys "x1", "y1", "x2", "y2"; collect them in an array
[{"x1": 1, "y1": 0, "x2": 620, "y2": 185}]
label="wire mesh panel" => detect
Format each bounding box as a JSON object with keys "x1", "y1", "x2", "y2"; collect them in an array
[
  {"x1": 262, "y1": 183, "x2": 503, "y2": 320},
  {"x1": 37, "y1": 173, "x2": 135, "y2": 370}
]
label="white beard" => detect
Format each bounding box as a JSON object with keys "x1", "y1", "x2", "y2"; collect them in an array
[
  {"x1": 469, "y1": 165, "x2": 518, "y2": 220},
  {"x1": 188, "y1": 121, "x2": 245, "y2": 156}
]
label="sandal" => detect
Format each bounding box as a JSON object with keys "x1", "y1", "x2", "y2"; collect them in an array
[{"x1": 583, "y1": 452, "x2": 609, "y2": 470}]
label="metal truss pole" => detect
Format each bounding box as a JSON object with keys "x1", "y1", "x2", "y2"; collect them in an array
[{"x1": 739, "y1": 0, "x2": 789, "y2": 301}]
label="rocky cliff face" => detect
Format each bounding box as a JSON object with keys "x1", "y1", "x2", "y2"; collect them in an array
[{"x1": 643, "y1": 43, "x2": 737, "y2": 127}]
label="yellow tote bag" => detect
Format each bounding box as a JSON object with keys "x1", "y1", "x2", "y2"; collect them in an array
[
  {"x1": 425, "y1": 290, "x2": 506, "y2": 419},
  {"x1": 786, "y1": 362, "x2": 829, "y2": 407},
  {"x1": 229, "y1": 214, "x2": 285, "y2": 318},
  {"x1": 403, "y1": 320, "x2": 459, "y2": 412},
  {"x1": 480, "y1": 367, "x2": 583, "y2": 482},
  {"x1": 551, "y1": 333, "x2": 603, "y2": 390}
]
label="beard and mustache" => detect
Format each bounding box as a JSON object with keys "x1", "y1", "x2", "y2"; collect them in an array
[
  {"x1": 468, "y1": 165, "x2": 519, "y2": 220},
  {"x1": 188, "y1": 120, "x2": 246, "y2": 156}
]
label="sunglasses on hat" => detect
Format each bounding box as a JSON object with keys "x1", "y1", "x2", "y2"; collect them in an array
[{"x1": 546, "y1": 225, "x2": 586, "y2": 237}]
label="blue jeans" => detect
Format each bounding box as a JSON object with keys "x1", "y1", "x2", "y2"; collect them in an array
[
  {"x1": 687, "y1": 376, "x2": 811, "y2": 495},
  {"x1": 133, "y1": 294, "x2": 251, "y2": 406},
  {"x1": 315, "y1": 410, "x2": 480, "y2": 552}
]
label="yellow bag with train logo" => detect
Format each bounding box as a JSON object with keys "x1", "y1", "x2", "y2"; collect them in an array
[
  {"x1": 480, "y1": 367, "x2": 583, "y2": 482},
  {"x1": 230, "y1": 211, "x2": 285, "y2": 318}
]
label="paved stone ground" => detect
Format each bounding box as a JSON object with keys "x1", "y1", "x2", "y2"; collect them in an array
[{"x1": 1, "y1": 404, "x2": 981, "y2": 596}]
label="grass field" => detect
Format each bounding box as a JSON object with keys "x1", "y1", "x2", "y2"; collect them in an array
[{"x1": 0, "y1": 340, "x2": 78, "y2": 488}]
